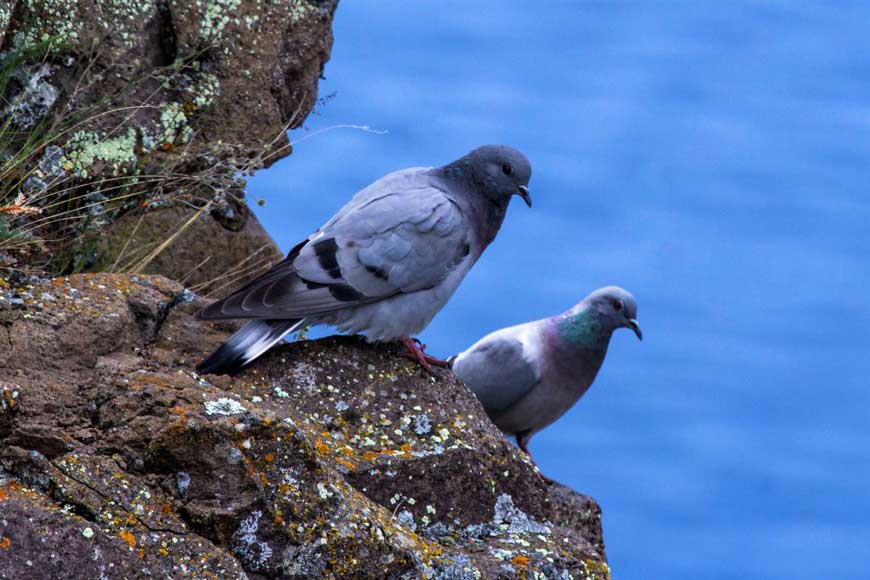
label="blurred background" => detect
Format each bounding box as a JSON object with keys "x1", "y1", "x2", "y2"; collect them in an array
[{"x1": 249, "y1": 3, "x2": 870, "y2": 578}]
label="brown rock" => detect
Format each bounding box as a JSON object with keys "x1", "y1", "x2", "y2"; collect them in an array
[
  {"x1": 0, "y1": 272, "x2": 610, "y2": 579},
  {"x1": 101, "y1": 204, "x2": 284, "y2": 295}
]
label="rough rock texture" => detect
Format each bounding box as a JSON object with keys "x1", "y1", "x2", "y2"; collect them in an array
[
  {"x1": 100, "y1": 203, "x2": 285, "y2": 294},
  {"x1": 0, "y1": 272, "x2": 610, "y2": 579},
  {"x1": 1, "y1": 0, "x2": 336, "y2": 157},
  {"x1": 0, "y1": 0, "x2": 335, "y2": 282}
]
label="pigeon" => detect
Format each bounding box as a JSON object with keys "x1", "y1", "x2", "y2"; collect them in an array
[
  {"x1": 196, "y1": 145, "x2": 533, "y2": 375},
  {"x1": 450, "y1": 286, "x2": 642, "y2": 479}
]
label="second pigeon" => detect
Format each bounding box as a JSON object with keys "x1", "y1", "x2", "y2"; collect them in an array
[{"x1": 451, "y1": 286, "x2": 642, "y2": 479}]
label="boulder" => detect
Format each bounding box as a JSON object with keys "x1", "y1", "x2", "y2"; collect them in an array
[{"x1": 0, "y1": 272, "x2": 609, "y2": 579}]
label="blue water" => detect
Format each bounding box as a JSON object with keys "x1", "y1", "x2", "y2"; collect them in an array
[{"x1": 249, "y1": 3, "x2": 870, "y2": 578}]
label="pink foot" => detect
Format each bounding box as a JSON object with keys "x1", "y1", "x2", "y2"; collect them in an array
[{"x1": 400, "y1": 337, "x2": 449, "y2": 375}]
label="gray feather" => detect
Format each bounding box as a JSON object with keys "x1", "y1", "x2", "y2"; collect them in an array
[
  {"x1": 196, "y1": 319, "x2": 305, "y2": 375},
  {"x1": 451, "y1": 334, "x2": 540, "y2": 413}
]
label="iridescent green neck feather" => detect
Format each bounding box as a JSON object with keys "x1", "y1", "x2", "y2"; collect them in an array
[{"x1": 556, "y1": 307, "x2": 603, "y2": 348}]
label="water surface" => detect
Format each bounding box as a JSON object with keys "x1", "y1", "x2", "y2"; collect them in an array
[{"x1": 250, "y1": 3, "x2": 870, "y2": 578}]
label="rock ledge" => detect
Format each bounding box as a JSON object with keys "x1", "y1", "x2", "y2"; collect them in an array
[{"x1": 0, "y1": 273, "x2": 608, "y2": 579}]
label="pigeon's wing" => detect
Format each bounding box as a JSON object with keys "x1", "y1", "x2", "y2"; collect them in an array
[
  {"x1": 453, "y1": 329, "x2": 542, "y2": 414},
  {"x1": 199, "y1": 173, "x2": 471, "y2": 320}
]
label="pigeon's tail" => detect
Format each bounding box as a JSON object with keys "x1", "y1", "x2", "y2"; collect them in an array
[{"x1": 197, "y1": 319, "x2": 305, "y2": 375}]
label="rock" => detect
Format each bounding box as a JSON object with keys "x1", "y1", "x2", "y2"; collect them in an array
[
  {"x1": 0, "y1": 0, "x2": 336, "y2": 276},
  {"x1": 2, "y1": 0, "x2": 337, "y2": 157},
  {"x1": 100, "y1": 203, "x2": 284, "y2": 295},
  {"x1": 0, "y1": 272, "x2": 610, "y2": 579}
]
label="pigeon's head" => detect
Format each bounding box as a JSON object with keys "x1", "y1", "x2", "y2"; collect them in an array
[
  {"x1": 454, "y1": 145, "x2": 532, "y2": 207},
  {"x1": 584, "y1": 286, "x2": 643, "y2": 340}
]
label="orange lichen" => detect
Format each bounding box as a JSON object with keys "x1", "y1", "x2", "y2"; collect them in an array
[
  {"x1": 314, "y1": 439, "x2": 330, "y2": 455},
  {"x1": 511, "y1": 554, "x2": 529, "y2": 567},
  {"x1": 120, "y1": 530, "x2": 137, "y2": 548},
  {"x1": 336, "y1": 458, "x2": 356, "y2": 470},
  {"x1": 0, "y1": 537, "x2": 10, "y2": 549},
  {"x1": 264, "y1": 453, "x2": 275, "y2": 463},
  {"x1": 0, "y1": 488, "x2": 7, "y2": 502}
]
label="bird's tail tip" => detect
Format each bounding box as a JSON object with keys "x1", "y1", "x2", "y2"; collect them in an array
[{"x1": 196, "y1": 319, "x2": 303, "y2": 376}]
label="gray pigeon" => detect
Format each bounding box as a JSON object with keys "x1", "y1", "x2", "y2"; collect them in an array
[
  {"x1": 197, "y1": 145, "x2": 532, "y2": 375},
  {"x1": 450, "y1": 286, "x2": 642, "y2": 476}
]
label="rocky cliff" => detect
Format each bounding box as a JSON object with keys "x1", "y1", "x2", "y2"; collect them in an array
[
  {"x1": 1, "y1": 0, "x2": 336, "y2": 289},
  {"x1": 0, "y1": 273, "x2": 609, "y2": 579}
]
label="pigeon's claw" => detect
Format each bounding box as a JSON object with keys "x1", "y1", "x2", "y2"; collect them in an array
[{"x1": 400, "y1": 337, "x2": 449, "y2": 375}]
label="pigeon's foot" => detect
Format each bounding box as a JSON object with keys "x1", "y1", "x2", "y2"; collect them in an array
[
  {"x1": 518, "y1": 437, "x2": 554, "y2": 485},
  {"x1": 400, "y1": 337, "x2": 449, "y2": 375}
]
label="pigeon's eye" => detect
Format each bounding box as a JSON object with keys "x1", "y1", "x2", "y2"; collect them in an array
[
  {"x1": 612, "y1": 300, "x2": 623, "y2": 312},
  {"x1": 501, "y1": 163, "x2": 513, "y2": 176}
]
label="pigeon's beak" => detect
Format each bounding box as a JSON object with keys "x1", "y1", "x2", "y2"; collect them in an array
[
  {"x1": 516, "y1": 185, "x2": 532, "y2": 208},
  {"x1": 627, "y1": 318, "x2": 643, "y2": 341}
]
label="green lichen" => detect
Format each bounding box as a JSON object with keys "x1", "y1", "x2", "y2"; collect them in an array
[
  {"x1": 97, "y1": 0, "x2": 156, "y2": 48},
  {"x1": 199, "y1": 0, "x2": 242, "y2": 44},
  {"x1": 14, "y1": 0, "x2": 82, "y2": 50},
  {"x1": 62, "y1": 128, "x2": 138, "y2": 177},
  {"x1": 184, "y1": 72, "x2": 221, "y2": 109},
  {"x1": 0, "y1": 6, "x2": 10, "y2": 36},
  {"x1": 287, "y1": 0, "x2": 318, "y2": 24},
  {"x1": 158, "y1": 102, "x2": 193, "y2": 144}
]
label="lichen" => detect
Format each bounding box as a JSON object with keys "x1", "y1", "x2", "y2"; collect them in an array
[
  {"x1": 199, "y1": 0, "x2": 243, "y2": 44},
  {"x1": 204, "y1": 397, "x2": 246, "y2": 416},
  {"x1": 14, "y1": 0, "x2": 82, "y2": 49},
  {"x1": 0, "y1": 6, "x2": 10, "y2": 36},
  {"x1": 3, "y1": 64, "x2": 58, "y2": 129},
  {"x1": 157, "y1": 102, "x2": 193, "y2": 145},
  {"x1": 184, "y1": 72, "x2": 221, "y2": 109},
  {"x1": 581, "y1": 559, "x2": 612, "y2": 580},
  {"x1": 232, "y1": 510, "x2": 273, "y2": 571},
  {"x1": 61, "y1": 128, "x2": 138, "y2": 177},
  {"x1": 97, "y1": 0, "x2": 155, "y2": 47},
  {"x1": 287, "y1": 0, "x2": 318, "y2": 24}
]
